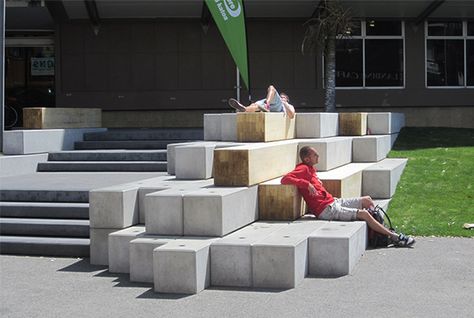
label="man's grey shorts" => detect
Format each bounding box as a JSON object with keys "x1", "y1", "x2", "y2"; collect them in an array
[{"x1": 318, "y1": 198, "x2": 363, "y2": 221}]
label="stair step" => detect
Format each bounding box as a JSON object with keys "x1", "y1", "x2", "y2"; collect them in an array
[
  {"x1": 48, "y1": 150, "x2": 167, "y2": 161},
  {"x1": 83, "y1": 128, "x2": 203, "y2": 141},
  {"x1": 0, "y1": 218, "x2": 90, "y2": 237},
  {"x1": 37, "y1": 161, "x2": 167, "y2": 172},
  {"x1": 0, "y1": 190, "x2": 89, "y2": 203},
  {"x1": 74, "y1": 140, "x2": 186, "y2": 150},
  {"x1": 0, "y1": 235, "x2": 89, "y2": 257},
  {"x1": 0, "y1": 202, "x2": 89, "y2": 219}
]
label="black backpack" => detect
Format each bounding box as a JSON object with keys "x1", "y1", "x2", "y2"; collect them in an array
[{"x1": 367, "y1": 205, "x2": 394, "y2": 248}]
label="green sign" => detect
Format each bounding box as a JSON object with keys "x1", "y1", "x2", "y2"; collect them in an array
[{"x1": 205, "y1": 0, "x2": 249, "y2": 90}]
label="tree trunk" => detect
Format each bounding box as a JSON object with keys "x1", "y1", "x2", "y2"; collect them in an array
[{"x1": 324, "y1": 36, "x2": 336, "y2": 113}]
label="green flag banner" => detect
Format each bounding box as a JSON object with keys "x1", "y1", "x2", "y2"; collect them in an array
[{"x1": 205, "y1": 0, "x2": 249, "y2": 90}]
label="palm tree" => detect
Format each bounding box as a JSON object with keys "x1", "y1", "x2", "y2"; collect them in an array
[{"x1": 302, "y1": 0, "x2": 353, "y2": 112}]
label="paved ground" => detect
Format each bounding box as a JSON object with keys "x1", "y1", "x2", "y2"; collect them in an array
[{"x1": 1, "y1": 236, "x2": 472, "y2": 318}]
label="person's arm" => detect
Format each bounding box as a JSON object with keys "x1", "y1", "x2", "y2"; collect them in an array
[
  {"x1": 282, "y1": 101, "x2": 295, "y2": 119},
  {"x1": 281, "y1": 165, "x2": 310, "y2": 188}
]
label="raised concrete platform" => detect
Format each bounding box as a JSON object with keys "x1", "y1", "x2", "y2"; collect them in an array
[
  {"x1": 308, "y1": 221, "x2": 367, "y2": 277},
  {"x1": 317, "y1": 163, "x2": 375, "y2": 198},
  {"x1": 252, "y1": 220, "x2": 327, "y2": 289},
  {"x1": 352, "y1": 135, "x2": 392, "y2": 162},
  {"x1": 258, "y1": 177, "x2": 305, "y2": 220},
  {"x1": 108, "y1": 226, "x2": 146, "y2": 274},
  {"x1": 221, "y1": 113, "x2": 237, "y2": 141},
  {"x1": 2, "y1": 128, "x2": 106, "y2": 155},
  {"x1": 236, "y1": 112, "x2": 295, "y2": 142},
  {"x1": 0, "y1": 154, "x2": 48, "y2": 177},
  {"x1": 153, "y1": 237, "x2": 219, "y2": 294},
  {"x1": 213, "y1": 140, "x2": 299, "y2": 186},
  {"x1": 339, "y1": 112, "x2": 368, "y2": 136},
  {"x1": 183, "y1": 186, "x2": 258, "y2": 236},
  {"x1": 23, "y1": 107, "x2": 102, "y2": 129},
  {"x1": 296, "y1": 112, "x2": 338, "y2": 138},
  {"x1": 129, "y1": 236, "x2": 177, "y2": 283},
  {"x1": 367, "y1": 112, "x2": 405, "y2": 134},
  {"x1": 298, "y1": 137, "x2": 352, "y2": 171},
  {"x1": 203, "y1": 114, "x2": 221, "y2": 141},
  {"x1": 210, "y1": 221, "x2": 288, "y2": 287},
  {"x1": 362, "y1": 158, "x2": 408, "y2": 199}
]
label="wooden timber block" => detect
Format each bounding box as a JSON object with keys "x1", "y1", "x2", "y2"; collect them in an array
[
  {"x1": 317, "y1": 163, "x2": 375, "y2": 198},
  {"x1": 213, "y1": 140, "x2": 299, "y2": 187},
  {"x1": 339, "y1": 112, "x2": 368, "y2": 136},
  {"x1": 23, "y1": 107, "x2": 102, "y2": 129},
  {"x1": 258, "y1": 177, "x2": 306, "y2": 221},
  {"x1": 236, "y1": 112, "x2": 295, "y2": 142}
]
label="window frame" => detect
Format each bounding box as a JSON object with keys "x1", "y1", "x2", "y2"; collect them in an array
[
  {"x1": 425, "y1": 20, "x2": 474, "y2": 89},
  {"x1": 324, "y1": 20, "x2": 406, "y2": 90}
]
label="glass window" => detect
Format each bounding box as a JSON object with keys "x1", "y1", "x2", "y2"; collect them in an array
[
  {"x1": 335, "y1": 39, "x2": 363, "y2": 87},
  {"x1": 365, "y1": 39, "x2": 403, "y2": 87},
  {"x1": 428, "y1": 21, "x2": 462, "y2": 36},
  {"x1": 366, "y1": 20, "x2": 402, "y2": 36},
  {"x1": 338, "y1": 21, "x2": 361, "y2": 37},
  {"x1": 468, "y1": 22, "x2": 474, "y2": 36},
  {"x1": 427, "y1": 40, "x2": 464, "y2": 86},
  {"x1": 467, "y1": 40, "x2": 474, "y2": 86}
]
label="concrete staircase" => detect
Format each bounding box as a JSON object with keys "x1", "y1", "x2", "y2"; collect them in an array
[
  {"x1": 89, "y1": 112, "x2": 408, "y2": 295},
  {"x1": 0, "y1": 128, "x2": 203, "y2": 256}
]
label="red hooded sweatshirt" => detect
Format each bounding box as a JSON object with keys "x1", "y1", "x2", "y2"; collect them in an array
[{"x1": 281, "y1": 163, "x2": 335, "y2": 216}]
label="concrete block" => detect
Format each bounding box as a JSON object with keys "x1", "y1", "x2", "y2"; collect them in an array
[
  {"x1": 129, "y1": 236, "x2": 176, "y2": 283},
  {"x1": 183, "y1": 186, "x2": 258, "y2": 236},
  {"x1": 258, "y1": 178, "x2": 306, "y2": 220},
  {"x1": 145, "y1": 188, "x2": 197, "y2": 235},
  {"x1": 90, "y1": 228, "x2": 116, "y2": 266},
  {"x1": 339, "y1": 112, "x2": 368, "y2": 136},
  {"x1": 352, "y1": 135, "x2": 392, "y2": 162},
  {"x1": 175, "y1": 143, "x2": 216, "y2": 179},
  {"x1": 89, "y1": 185, "x2": 140, "y2": 228},
  {"x1": 213, "y1": 140, "x2": 299, "y2": 186},
  {"x1": 153, "y1": 237, "x2": 219, "y2": 294},
  {"x1": 252, "y1": 220, "x2": 327, "y2": 289},
  {"x1": 362, "y1": 158, "x2": 408, "y2": 199},
  {"x1": 317, "y1": 163, "x2": 375, "y2": 198},
  {"x1": 210, "y1": 222, "x2": 288, "y2": 287},
  {"x1": 23, "y1": 107, "x2": 102, "y2": 129},
  {"x1": 236, "y1": 112, "x2": 295, "y2": 142},
  {"x1": 3, "y1": 128, "x2": 106, "y2": 155},
  {"x1": 203, "y1": 114, "x2": 222, "y2": 141},
  {"x1": 0, "y1": 154, "x2": 48, "y2": 177},
  {"x1": 298, "y1": 137, "x2": 352, "y2": 171},
  {"x1": 167, "y1": 142, "x2": 203, "y2": 175},
  {"x1": 220, "y1": 113, "x2": 237, "y2": 141},
  {"x1": 108, "y1": 226, "x2": 146, "y2": 273},
  {"x1": 367, "y1": 112, "x2": 405, "y2": 134},
  {"x1": 296, "y1": 112, "x2": 338, "y2": 138},
  {"x1": 308, "y1": 221, "x2": 367, "y2": 277}
]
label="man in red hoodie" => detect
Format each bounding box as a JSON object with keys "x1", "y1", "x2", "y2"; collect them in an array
[{"x1": 281, "y1": 146, "x2": 415, "y2": 247}]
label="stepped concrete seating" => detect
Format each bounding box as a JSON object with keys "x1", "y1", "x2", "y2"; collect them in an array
[
  {"x1": 129, "y1": 236, "x2": 178, "y2": 283},
  {"x1": 221, "y1": 113, "x2": 237, "y2": 141},
  {"x1": 108, "y1": 226, "x2": 146, "y2": 273},
  {"x1": 352, "y1": 135, "x2": 392, "y2": 162},
  {"x1": 367, "y1": 112, "x2": 405, "y2": 134},
  {"x1": 183, "y1": 186, "x2": 258, "y2": 236},
  {"x1": 23, "y1": 107, "x2": 102, "y2": 129},
  {"x1": 308, "y1": 221, "x2": 367, "y2": 277},
  {"x1": 210, "y1": 221, "x2": 288, "y2": 287},
  {"x1": 174, "y1": 142, "x2": 243, "y2": 180},
  {"x1": 153, "y1": 237, "x2": 219, "y2": 294},
  {"x1": 258, "y1": 178, "x2": 306, "y2": 220},
  {"x1": 90, "y1": 228, "x2": 116, "y2": 265},
  {"x1": 236, "y1": 112, "x2": 295, "y2": 142},
  {"x1": 339, "y1": 112, "x2": 368, "y2": 136},
  {"x1": 252, "y1": 220, "x2": 327, "y2": 289},
  {"x1": 317, "y1": 163, "x2": 375, "y2": 198},
  {"x1": 298, "y1": 137, "x2": 352, "y2": 171},
  {"x1": 296, "y1": 112, "x2": 339, "y2": 138},
  {"x1": 203, "y1": 114, "x2": 222, "y2": 141},
  {"x1": 213, "y1": 140, "x2": 299, "y2": 186},
  {"x1": 167, "y1": 141, "x2": 208, "y2": 175},
  {"x1": 362, "y1": 158, "x2": 408, "y2": 199}
]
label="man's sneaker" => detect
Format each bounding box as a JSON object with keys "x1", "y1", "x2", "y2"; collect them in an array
[
  {"x1": 257, "y1": 103, "x2": 269, "y2": 112},
  {"x1": 228, "y1": 98, "x2": 246, "y2": 112},
  {"x1": 394, "y1": 233, "x2": 415, "y2": 247}
]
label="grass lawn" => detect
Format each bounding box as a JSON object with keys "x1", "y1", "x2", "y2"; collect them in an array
[{"x1": 387, "y1": 127, "x2": 474, "y2": 238}]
